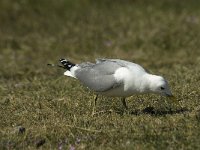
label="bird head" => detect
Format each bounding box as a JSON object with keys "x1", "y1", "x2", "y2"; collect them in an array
[
  {"x1": 147, "y1": 75, "x2": 181, "y2": 105},
  {"x1": 149, "y1": 75, "x2": 173, "y2": 97}
]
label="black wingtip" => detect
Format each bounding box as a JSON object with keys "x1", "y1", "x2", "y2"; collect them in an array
[{"x1": 59, "y1": 58, "x2": 75, "y2": 70}]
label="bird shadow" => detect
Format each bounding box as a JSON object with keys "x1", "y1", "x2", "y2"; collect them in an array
[{"x1": 114, "y1": 106, "x2": 190, "y2": 116}]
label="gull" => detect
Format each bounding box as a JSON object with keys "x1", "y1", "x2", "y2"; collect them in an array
[{"x1": 54, "y1": 58, "x2": 174, "y2": 111}]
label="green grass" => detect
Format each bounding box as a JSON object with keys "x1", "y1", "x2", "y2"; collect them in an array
[{"x1": 1, "y1": 0, "x2": 200, "y2": 149}]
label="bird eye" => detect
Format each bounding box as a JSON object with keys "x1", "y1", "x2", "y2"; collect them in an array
[{"x1": 160, "y1": 87, "x2": 165, "y2": 90}]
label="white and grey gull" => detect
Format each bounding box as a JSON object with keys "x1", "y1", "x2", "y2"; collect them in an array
[{"x1": 54, "y1": 58, "x2": 175, "y2": 109}]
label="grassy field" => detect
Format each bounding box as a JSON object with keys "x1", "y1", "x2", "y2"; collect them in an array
[{"x1": 1, "y1": 0, "x2": 200, "y2": 149}]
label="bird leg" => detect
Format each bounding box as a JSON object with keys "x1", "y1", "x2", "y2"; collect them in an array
[
  {"x1": 94, "y1": 94, "x2": 98, "y2": 106},
  {"x1": 121, "y1": 98, "x2": 128, "y2": 109},
  {"x1": 92, "y1": 94, "x2": 98, "y2": 116}
]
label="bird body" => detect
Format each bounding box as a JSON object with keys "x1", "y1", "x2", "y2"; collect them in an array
[{"x1": 59, "y1": 58, "x2": 173, "y2": 98}]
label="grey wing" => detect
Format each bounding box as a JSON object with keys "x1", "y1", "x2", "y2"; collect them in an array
[
  {"x1": 96, "y1": 58, "x2": 146, "y2": 72},
  {"x1": 76, "y1": 72, "x2": 120, "y2": 92},
  {"x1": 78, "y1": 62, "x2": 95, "y2": 68},
  {"x1": 75, "y1": 61, "x2": 122, "y2": 92},
  {"x1": 96, "y1": 58, "x2": 131, "y2": 66}
]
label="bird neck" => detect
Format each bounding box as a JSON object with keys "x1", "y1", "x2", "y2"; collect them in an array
[{"x1": 140, "y1": 74, "x2": 159, "y2": 93}]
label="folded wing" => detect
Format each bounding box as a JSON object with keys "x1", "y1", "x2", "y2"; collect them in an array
[{"x1": 75, "y1": 61, "x2": 123, "y2": 92}]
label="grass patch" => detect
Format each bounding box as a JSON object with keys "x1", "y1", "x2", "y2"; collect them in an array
[{"x1": 0, "y1": 0, "x2": 200, "y2": 149}]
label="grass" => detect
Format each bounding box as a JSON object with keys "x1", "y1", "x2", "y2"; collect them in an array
[{"x1": 0, "y1": 0, "x2": 200, "y2": 149}]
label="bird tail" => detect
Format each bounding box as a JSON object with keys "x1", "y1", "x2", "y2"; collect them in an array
[{"x1": 59, "y1": 58, "x2": 76, "y2": 70}]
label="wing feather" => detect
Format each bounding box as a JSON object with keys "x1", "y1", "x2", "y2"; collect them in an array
[{"x1": 75, "y1": 61, "x2": 122, "y2": 92}]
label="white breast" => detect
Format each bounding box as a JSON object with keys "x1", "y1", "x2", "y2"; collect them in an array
[
  {"x1": 109, "y1": 66, "x2": 147, "y2": 96},
  {"x1": 114, "y1": 67, "x2": 133, "y2": 91},
  {"x1": 98, "y1": 67, "x2": 135, "y2": 97}
]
